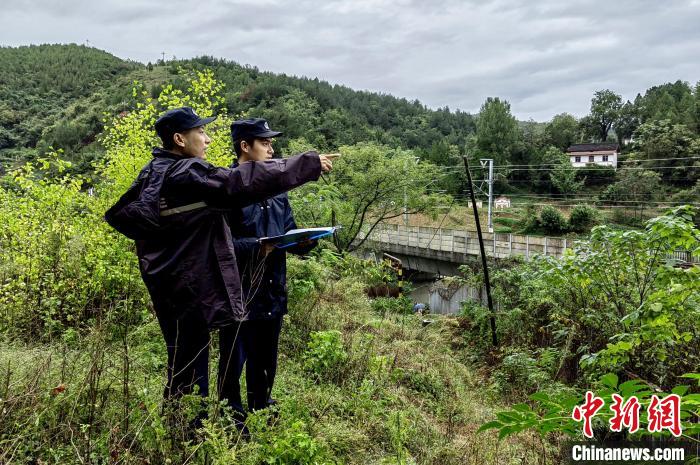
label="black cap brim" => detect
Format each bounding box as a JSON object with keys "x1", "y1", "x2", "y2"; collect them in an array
[
  {"x1": 255, "y1": 130, "x2": 283, "y2": 138},
  {"x1": 183, "y1": 115, "x2": 216, "y2": 130}
]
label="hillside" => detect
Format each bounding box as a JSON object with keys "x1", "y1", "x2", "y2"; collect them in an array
[
  {"x1": 0, "y1": 44, "x2": 476, "y2": 173},
  {"x1": 1, "y1": 253, "x2": 558, "y2": 464},
  {"x1": 2, "y1": 44, "x2": 698, "y2": 228},
  {"x1": 0, "y1": 45, "x2": 139, "y2": 166}
]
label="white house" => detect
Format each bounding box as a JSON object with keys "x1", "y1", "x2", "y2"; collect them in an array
[
  {"x1": 494, "y1": 196, "x2": 511, "y2": 210},
  {"x1": 567, "y1": 143, "x2": 619, "y2": 169}
]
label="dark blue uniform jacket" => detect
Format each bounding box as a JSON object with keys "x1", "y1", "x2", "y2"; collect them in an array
[
  {"x1": 105, "y1": 149, "x2": 321, "y2": 328},
  {"x1": 228, "y1": 162, "x2": 316, "y2": 320}
]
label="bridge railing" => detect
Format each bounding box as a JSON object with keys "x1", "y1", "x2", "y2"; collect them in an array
[
  {"x1": 357, "y1": 223, "x2": 698, "y2": 264},
  {"x1": 358, "y1": 223, "x2": 570, "y2": 260}
]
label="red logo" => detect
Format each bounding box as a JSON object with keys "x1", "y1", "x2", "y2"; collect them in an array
[
  {"x1": 648, "y1": 394, "x2": 682, "y2": 437},
  {"x1": 609, "y1": 394, "x2": 641, "y2": 434},
  {"x1": 572, "y1": 391, "x2": 605, "y2": 438},
  {"x1": 572, "y1": 393, "x2": 683, "y2": 437}
]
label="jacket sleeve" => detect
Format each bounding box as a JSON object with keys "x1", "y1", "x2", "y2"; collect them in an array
[
  {"x1": 282, "y1": 194, "x2": 317, "y2": 256},
  {"x1": 166, "y1": 151, "x2": 322, "y2": 209}
]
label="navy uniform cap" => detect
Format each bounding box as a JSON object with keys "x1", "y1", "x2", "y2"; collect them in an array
[
  {"x1": 155, "y1": 107, "x2": 216, "y2": 141},
  {"x1": 231, "y1": 118, "x2": 283, "y2": 141}
]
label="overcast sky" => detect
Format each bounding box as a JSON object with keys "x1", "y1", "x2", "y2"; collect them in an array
[{"x1": 2, "y1": 0, "x2": 699, "y2": 121}]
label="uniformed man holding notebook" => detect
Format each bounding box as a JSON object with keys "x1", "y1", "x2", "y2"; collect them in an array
[{"x1": 219, "y1": 118, "x2": 337, "y2": 423}]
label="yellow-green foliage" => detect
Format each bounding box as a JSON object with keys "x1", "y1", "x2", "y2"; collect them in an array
[
  {"x1": 100, "y1": 69, "x2": 235, "y2": 198},
  {"x1": 0, "y1": 68, "x2": 560, "y2": 464},
  {"x1": 0, "y1": 70, "x2": 237, "y2": 339},
  {"x1": 0, "y1": 151, "x2": 147, "y2": 338}
]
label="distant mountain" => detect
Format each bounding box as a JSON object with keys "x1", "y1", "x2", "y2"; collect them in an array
[
  {"x1": 0, "y1": 44, "x2": 477, "y2": 172},
  {"x1": 0, "y1": 44, "x2": 138, "y2": 166}
]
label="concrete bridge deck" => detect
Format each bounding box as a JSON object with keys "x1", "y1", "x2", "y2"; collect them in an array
[{"x1": 356, "y1": 223, "x2": 697, "y2": 274}]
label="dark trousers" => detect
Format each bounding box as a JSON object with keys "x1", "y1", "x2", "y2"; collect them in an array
[
  {"x1": 218, "y1": 316, "x2": 283, "y2": 414},
  {"x1": 158, "y1": 311, "x2": 282, "y2": 417},
  {"x1": 158, "y1": 311, "x2": 211, "y2": 399}
]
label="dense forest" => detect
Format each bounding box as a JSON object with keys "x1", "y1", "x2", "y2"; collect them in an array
[
  {"x1": 0, "y1": 44, "x2": 474, "y2": 170},
  {"x1": 2, "y1": 44, "x2": 699, "y2": 218}
]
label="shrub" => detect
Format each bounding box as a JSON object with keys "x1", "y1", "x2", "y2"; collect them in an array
[
  {"x1": 670, "y1": 180, "x2": 700, "y2": 204},
  {"x1": 568, "y1": 205, "x2": 599, "y2": 233},
  {"x1": 0, "y1": 154, "x2": 149, "y2": 338},
  {"x1": 491, "y1": 207, "x2": 700, "y2": 389},
  {"x1": 492, "y1": 349, "x2": 553, "y2": 400},
  {"x1": 254, "y1": 420, "x2": 330, "y2": 465},
  {"x1": 519, "y1": 204, "x2": 540, "y2": 234},
  {"x1": 286, "y1": 255, "x2": 327, "y2": 304},
  {"x1": 370, "y1": 296, "x2": 412, "y2": 316},
  {"x1": 303, "y1": 330, "x2": 348, "y2": 382},
  {"x1": 611, "y1": 208, "x2": 645, "y2": 227},
  {"x1": 392, "y1": 367, "x2": 446, "y2": 401},
  {"x1": 539, "y1": 206, "x2": 567, "y2": 234}
]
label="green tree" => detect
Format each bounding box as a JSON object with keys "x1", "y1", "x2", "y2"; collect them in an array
[
  {"x1": 544, "y1": 113, "x2": 579, "y2": 151},
  {"x1": 0, "y1": 126, "x2": 16, "y2": 150},
  {"x1": 600, "y1": 168, "x2": 661, "y2": 218},
  {"x1": 101, "y1": 69, "x2": 232, "y2": 195},
  {"x1": 0, "y1": 44, "x2": 138, "y2": 161},
  {"x1": 631, "y1": 119, "x2": 700, "y2": 185},
  {"x1": 586, "y1": 89, "x2": 622, "y2": 142},
  {"x1": 544, "y1": 147, "x2": 583, "y2": 197},
  {"x1": 637, "y1": 80, "x2": 695, "y2": 126},
  {"x1": 264, "y1": 88, "x2": 325, "y2": 149},
  {"x1": 693, "y1": 81, "x2": 700, "y2": 134},
  {"x1": 671, "y1": 179, "x2": 700, "y2": 204},
  {"x1": 289, "y1": 143, "x2": 447, "y2": 252},
  {"x1": 613, "y1": 101, "x2": 639, "y2": 147},
  {"x1": 475, "y1": 97, "x2": 519, "y2": 166}
]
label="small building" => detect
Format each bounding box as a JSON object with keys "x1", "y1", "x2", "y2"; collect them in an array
[
  {"x1": 567, "y1": 143, "x2": 619, "y2": 169},
  {"x1": 494, "y1": 196, "x2": 511, "y2": 210}
]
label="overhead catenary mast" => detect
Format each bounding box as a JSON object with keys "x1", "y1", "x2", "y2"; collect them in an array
[
  {"x1": 480, "y1": 158, "x2": 494, "y2": 233},
  {"x1": 464, "y1": 155, "x2": 497, "y2": 347}
]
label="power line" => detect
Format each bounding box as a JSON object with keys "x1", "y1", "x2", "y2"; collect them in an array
[
  {"x1": 429, "y1": 158, "x2": 700, "y2": 173},
  {"x1": 444, "y1": 193, "x2": 699, "y2": 205},
  {"x1": 429, "y1": 177, "x2": 695, "y2": 184},
  {"x1": 447, "y1": 201, "x2": 699, "y2": 209},
  {"x1": 503, "y1": 177, "x2": 695, "y2": 182},
  {"x1": 495, "y1": 165, "x2": 699, "y2": 172},
  {"x1": 486, "y1": 194, "x2": 696, "y2": 202},
  {"x1": 476, "y1": 192, "x2": 611, "y2": 197},
  {"x1": 486, "y1": 156, "x2": 700, "y2": 168},
  {"x1": 424, "y1": 197, "x2": 458, "y2": 248},
  {"x1": 504, "y1": 202, "x2": 700, "y2": 209},
  {"x1": 428, "y1": 198, "x2": 700, "y2": 208}
]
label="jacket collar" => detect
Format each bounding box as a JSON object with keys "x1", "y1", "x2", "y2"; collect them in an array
[{"x1": 152, "y1": 147, "x2": 192, "y2": 160}]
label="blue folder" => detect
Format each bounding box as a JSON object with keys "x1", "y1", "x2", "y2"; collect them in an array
[{"x1": 258, "y1": 226, "x2": 340, "y2": 249}]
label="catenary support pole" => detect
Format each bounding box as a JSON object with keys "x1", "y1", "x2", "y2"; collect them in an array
[{"x1": 463, "y1": 156, "x2": 498, "y2": 346}]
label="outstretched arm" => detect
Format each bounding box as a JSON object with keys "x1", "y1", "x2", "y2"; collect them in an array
[{"x1": 167, "y1": 151, "x2": 328, "y2": 209}]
